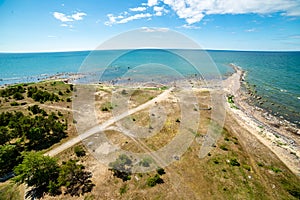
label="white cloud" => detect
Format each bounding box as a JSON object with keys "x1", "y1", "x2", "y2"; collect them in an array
[
  {"x1": 155, "y1": 11, "x2": 163, "y2": 16},
  {"x1": 106, "y1": 0, "x2": 300, "y2": 26},
  {"x1": 245, "y1": 28, "x2": 256, "y2": 32},
  {"x1": 153, "y1": 6, "x2": 168, "y2": 16},
  {"x1": 141, "y1": 27, "x2": 169, "y2": 32},
  {"x1": 60, "y1": 24, "x2": 73, "y2": 28},
  {"x1": 47, "y1": 35, "x2": 57, "y2": 38},
  {"x1": 153, "y1": 6, "x2": 164, "y2": 12},
  {"x1": 53, "y1": 11, "x2": 87, "y2": 22},
  {"x1": 72, "y1": 12, "x2": 87, "y2": 20},
  {"x1": 178, "y1": 24, "x2": 201, "y2": 29},
  {"x1": 148, "y1": 0, "x2": 158, "y2": 7},
  {"x1": 162, "y1": 0, "x2": 300, "y2": 24},
  {"x1": 118, "y1": 13, "x2": 152, "y2": 24},
  {"x1": 130, "y1": 7, "x2": 147, "y2": 12},
  {"x1": 53, "y1": 12, "x2": 73, "y2": 22},
  {"x1": 105, "y1": 13, "x2": 152, "y2": 26}
]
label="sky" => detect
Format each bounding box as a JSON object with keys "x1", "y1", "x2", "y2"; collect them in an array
[{"x1": 0, "y1": 0, "x2": 300, "y2": 52}]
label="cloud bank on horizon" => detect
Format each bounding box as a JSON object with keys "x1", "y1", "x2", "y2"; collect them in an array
[{"x1": 104, "y1": 0, "x2": 300, "y2": 26}]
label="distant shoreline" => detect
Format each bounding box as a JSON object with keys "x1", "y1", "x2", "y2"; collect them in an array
[{"x1": 1, "y1": 49, "x2": 300, "y2": 54}]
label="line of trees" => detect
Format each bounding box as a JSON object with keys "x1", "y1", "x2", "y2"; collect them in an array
[
  {"x1": 0, "y1": 84, "x2": 68, "y2": 103},
  {"x1": 27, "y1": 86, "x2": 60, "y2": 103}
]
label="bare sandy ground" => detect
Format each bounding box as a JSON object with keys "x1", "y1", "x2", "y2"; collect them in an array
[
  {"x1": 45, "y1": 87, "x2": 174, "y2": 157},
  {"x1": 223, "y1": 65, "x2": 300, "y2": 176}
]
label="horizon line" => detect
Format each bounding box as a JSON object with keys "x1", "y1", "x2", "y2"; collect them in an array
[{"x1": 1, "y1": 48, "x2": 300, "y2": 54}]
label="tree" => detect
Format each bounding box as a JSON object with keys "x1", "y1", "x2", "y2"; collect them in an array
[
  {"x1": 28, "y1": 105, "x2": 42, "y2": 114},
  {"x1": 74, "y1": 146, "x2": 86, "y2": 157},
  {"x1": 57, "y1": 160, "x2": 94, "y2": 196},
  {"x1": 146, "y1": 174, "x2": 164, "y2": 187},
  {"x1": 13, "y1": 92, "x2": 24, "y2": 100},
  {"x1": 0, "y1": 126, "x2": 10, "y2": 145},
  {"x1": 109, "y1": 154, "x2": 132, "y2": 181},
  {"x1": 0, "y1": 145, "x2": 20, "y2": 177},
  {"x1": 13, "y1": 152, "x2": 59, "y2": 190},
  {"x1": 156, "y1": 167, "x2": 166, "y2": 175}
]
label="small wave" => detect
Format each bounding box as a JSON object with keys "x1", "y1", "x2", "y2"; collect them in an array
[
  {"x1": 280, "y1": 89, "x2": 287, "y2": 92},
  {"x1": 298, "y1": 97, "x2": 300, "y2": 100}
]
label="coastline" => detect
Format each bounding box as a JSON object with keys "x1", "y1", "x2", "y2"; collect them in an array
[
  {"x1": 224, "y1": 64, "x2": 300, "y2": 176},
  {"x1": 1, "y1": 64, "x2": 299, "y2": 176}
]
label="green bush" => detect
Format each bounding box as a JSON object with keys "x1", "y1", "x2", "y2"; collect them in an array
[
  {"x1": 243, "y1": 165, "x2": 251, "y2": 171},
  {"x1": 220, "y1": 145, "x2": 228, "y2": 151},
  {"x1": 227, "y1": 95, "x2": 234, "y2": 103},
  {"x1": 0, "y1": 85, "x2": 25, "y2": 97},
  {"x1": 27, "y1": 86, "x2": 60, "y2": 103},
  {"x1": 13, "y1": 92, "x2": 24, "y2": 100},
  {"x1": 257, "y1": 162, "x2": 264, "y2": 167},
  {"x1": 146, "y1": 174, "x2": 164, "y2": 187},
  {"x1": 28, "y1": 105, "x2": 43, "y2": 114},
  {"x1": 10, "y1": 102, "x2": 19, "y2": 106},
  {"x1": 213, "y1": 158, "x2": 220, "y2": 164},
  {"x1": 74, "y1": 146, "x2": 86, "y2": 157},
  {"x1": 157, "y1": 168, "x2": 166, "y2": 175},
  {"x1": 101, "y1": 107, "x2": 109, "y2": 112},
  {"x1": 229, "y1": 158, "x2": 240, "y2": 166}
]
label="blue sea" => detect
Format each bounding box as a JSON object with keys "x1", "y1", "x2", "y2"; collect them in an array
[{"x1": 0, "y1": 50, "x2": 299, "y2": 125}]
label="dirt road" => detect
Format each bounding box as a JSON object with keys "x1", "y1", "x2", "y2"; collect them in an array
[{"x1": 45, "y1": 87, "x2": 174, "y2": 157}]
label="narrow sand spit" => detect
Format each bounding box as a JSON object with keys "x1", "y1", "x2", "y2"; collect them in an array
[{"x1": 223, "y1": 65, "x2": 300, "y2": 176}]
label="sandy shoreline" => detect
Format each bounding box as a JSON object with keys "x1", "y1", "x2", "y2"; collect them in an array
[{"x1": 223, "y1": 64, "x2": 300, "y2": 176}]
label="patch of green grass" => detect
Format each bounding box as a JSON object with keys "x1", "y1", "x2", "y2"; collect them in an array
[
  {"x1": 160, "y1": 86, "x2": 168, "y2": 90},
  {"x1": 243, "y1": 164, "x2": 251, "y2": 171},
  {"x1": 220, "y1": 145, "x2": 229, "y2": 151},
  {"x1": 269, "y1": 166, "x2": 282, "y2": 173},
  {"x1": 84, "y1": 194, "x2": 95, "y2": 200},
  {"x1": 119, "y1": 184, "x2": 129, "y2": 195},
  {"x1": 212, "y1": 158, "x2": 220, "y2": 164},
  {"x1": 257, "y1": 162, "x2": 264, "y2": 167},
  {"x1": 101, "y1": 102, "x2": 114, "y2": 111}
]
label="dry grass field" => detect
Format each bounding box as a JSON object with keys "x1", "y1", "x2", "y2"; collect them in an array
[{"x1": 1, "y1": 81, "x2": 299, "y2": 200}]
